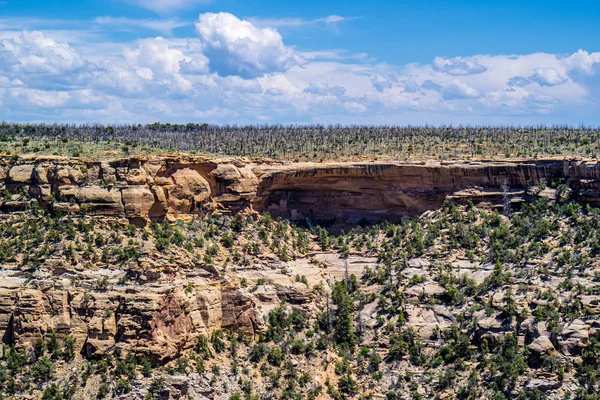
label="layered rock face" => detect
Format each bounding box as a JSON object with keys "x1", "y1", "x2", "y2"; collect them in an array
[
  {"x1": 0, "y1": 278, "x2": 256, "y2": 362},
  {"x1": 1, "y1": 155, "x2": 599, "y2": 362},
  {"x1": 2, "y1": 156, "x2": 600, "y2": 223},
  {"x1": 3, "y1": 155, "x2": 600, "y2": 398}
]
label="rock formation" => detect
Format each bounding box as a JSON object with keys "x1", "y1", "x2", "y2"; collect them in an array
[
  {"x1": 3, "y1": 155, "x2": 600, "y2": 225},
  {"x1": 3, "y1": 155, "x2": 600, "y2": 399}
]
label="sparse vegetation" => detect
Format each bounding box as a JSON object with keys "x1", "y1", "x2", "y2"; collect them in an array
[
  {"x1": 2, "y1": 148, "x2": 600, "y2": 398},
  {"x1": 1, "y1": 123, "x2": 600, "y2": 160}
]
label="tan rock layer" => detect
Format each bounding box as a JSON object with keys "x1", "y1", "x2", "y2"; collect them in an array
[
  {"x1": 2, "y1": 156, "x2": 600, "y2": 222},
  {"x1": 0, "y1": 281, "x2": 259, "y2": 363}
]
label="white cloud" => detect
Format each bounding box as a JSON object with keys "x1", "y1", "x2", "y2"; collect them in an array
[
  {"x1": 304, "y1": 81, "x2": 346, "y2": 97},
  {"x1": 93, "y1": 17, "x2": 190, "y2": 35},
  {"x1": 0, "y1": 31, "x2": 85, "y2": 76},
  {"x1": 564, "y1": 49, "x2": 600, "y2": 75},
  {"x1": 421, "y1": 80, "x2": 443, "y2": 92},
  {"x1": 433, "y1": 56, "x2": 487, "y2": 76},
  {"x1": 370, "y1": 74, "x2": 396, "y2": 92},
  {"x1": 1, "y1": 13, "x2": 599, "y2": 125},
  {"x1": 7, "y1": 87, "x2": 71, "y2": 108},
  {"x1": 195, "y1": 12, "x2": 304, "y2": 78},
  {"x1": 508, "y1": 67, "x2": 568, "y2": 87},
  {"x1": 0, "y1": 76, "x2": 23, "y2": 88},
  {"x1": 248, "y1": 15, "x2": 355, "y2": 29},
  {"x1": 422, "y1": 78, "x2": 480, "y2": 100},
  {"x1": 125, "y1": 37, "x2": 190, "y2": 76},
  {"x1": 124, "y1": 0, "x2": 211, "y2": 14},
  {"x1": 88, "y1": 59, "x2": 148, "y2": 97},
  {"x1": 441, "y1": 80, "x2": 480, "y2": 100}
]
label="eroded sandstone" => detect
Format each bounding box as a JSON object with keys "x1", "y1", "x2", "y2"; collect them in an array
[{"x1": 2, "y1": 156, "x2": 600, "y2": 225}]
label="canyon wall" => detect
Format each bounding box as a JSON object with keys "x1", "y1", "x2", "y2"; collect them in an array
[
  {"x1": 0, "y1": 275, "x2": 259, "y2": 363},
  {"x1": 2, "y1": 155, "x2": 600, "y2": 223},
  {"x1": 1, "y1": 155, "x2": 600, "y2": 365}
]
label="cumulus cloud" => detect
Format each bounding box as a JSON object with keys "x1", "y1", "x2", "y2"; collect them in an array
[
  {"x1": 563, "y1": 49, "x2": 600, "y2": 75},
  {"x1": 87, "y1": 59, "x2": 148, "y2": 97},
  {"x1": 124, "y1": 37, "x2": 207, "y2": 77},
  {"x1": 442, "y1": 80, "x2": 480, "y2": 100},
  {"x1": 0, "y1": 77, "x2": 23, "y2": 88},
  {"x1": 1, "y1": 14, "x2": 600, "y2": 124},
  {"x1": 195, "y1": 12, "x2": 304, "y2": 78},
  {"x1": 370, "y1": 74, "x2": 396, "y2": 92},
  {"x1": 508, "y1": 68, "x2": 568, "y2": 87},
  {"x1": 421, "y1": 80, "x2": 443, "y2": 92},
  {"x1": 0, "y1": 31, "x2": 85, "y2": 76},
  {"x1": 0, "y1": 43, "x2": 19, "y2": 68},
  {"x1": 422, "y1": 79, "x2": 480, "y2": 100},
  {"x1": 432, "y1": 56, "x2": 487, "y2": 76},
  {"x1": 6, "y1": 87, "x2": 71, "y2": 108}
]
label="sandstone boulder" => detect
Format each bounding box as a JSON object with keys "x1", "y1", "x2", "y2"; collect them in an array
[
  {"x1": 558, "y1": 319, "x2": 590, "y2": 355},
  {"x1": 405, "y1": 304, "x2": 454, "y2": 340},
  {"x1": 122, "y1": 186, "x2": 156, "y2": 219},
  {"x1": 529, "y1": 336, "x2": 555, "y2": 356},
  {"x1": 273, "y1": 283, "x2": 313, "y2": 305},
  {"x1": 49, "y1": 165, "x2": 85, "y2": 185},
  {"x1": 526, "y1": 378, "x2": 562, "y2": 391},
  {"x1": 211, "y1": 163, "x2": 258, "y2": 195},
  {"x1": 166, "y1": 168, "x2": 211, "y2": 214},
  {"x1": 528, "y1": 336, "x2": 556, "y2": 367},
  {"x1": 100, "y1": 161, "x2": 117, "y2": 184},
  {"x1": 7, "y1": 165, "x2": 34, "y2": 184},
  {"x1": 57, "y1": 184, "x2": 78, "y2": 201},
  {"x1": 29, "y1": 184, "x2": 53, "y2": 202},
  {"x1": 221, "y1": 287, "x2": 258, "y2": 336},
  {"x1": 32, "y1": 164, "x2": 49, "y2": 184},
  {"x1": 116, "y1": 166, "x2": 148, "y2": 185}
]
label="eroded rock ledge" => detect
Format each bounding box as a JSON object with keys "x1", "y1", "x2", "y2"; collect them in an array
[{"x1": 2, "y1": 155, "x2": 600, "y2": 223}]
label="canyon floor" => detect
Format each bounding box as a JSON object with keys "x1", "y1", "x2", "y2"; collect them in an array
[{"x1": 1, "y1": 155, "x2": 600, "y2": 400}]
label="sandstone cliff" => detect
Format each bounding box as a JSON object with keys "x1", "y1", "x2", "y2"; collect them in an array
[
  {"x1": 2, "y1": 156, "x2": 600, "y2": 224},
  {"x1": 3, "y1": 156, "x2": 600, "y2": 399}
]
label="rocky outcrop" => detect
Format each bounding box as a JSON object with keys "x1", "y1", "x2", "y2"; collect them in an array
[
  {"x1": 3, "y1": 156, "x2": 600, "y2": 223},
  {"x1": 558, "y1": 319, "x2": 590, "y2": 356},
  {"x1": 528, "y1": 336, "x2": 556, "y2": 367},
  {"x1": 0, "y1": 279, "x2": 262, "y2": 363}
]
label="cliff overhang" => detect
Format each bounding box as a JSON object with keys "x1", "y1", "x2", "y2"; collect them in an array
[{"x1": 2, "y1": 156, "x2": 600, "y2": 224}]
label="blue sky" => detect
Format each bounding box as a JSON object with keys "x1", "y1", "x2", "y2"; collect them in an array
[{"x1": 0, "y1": 0, "x2": 599, "y2": 125}]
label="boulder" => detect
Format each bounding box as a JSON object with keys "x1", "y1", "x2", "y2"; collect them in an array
[
  {"x1": 7, "y1": 165, "x2": 34, "y2": 184},
  {"x1": 166, "y1": 168, "x2": 211, "y2": 214},
  {"x1": 32, "y1": 164, "x2": 49, "y2": 184},
  {"x1": 122, "y1": 186, "x2": 156, "y2": 219},
  {"x1": 116, "y1": 166, "x2": 148, "y2": 185},
  {"x1": 528, "y1": 336, "x2": 556, "y2": 367},
  {"x1": 558, "y1": 319, "x2": 590, "y2": 355},
  {"x1": 273, "y1": 283, "x2": 313, "y2": 305},
  {"x1": 405, "y1": 305, "x2": 454, "y2": 340},
  {"x1": 526, "y1": 378, "x2": 562, "y2": 391},
  {"x1": 529, "y1": 336, "x2": 555, "y2": 356},
  {"x1": 211, "y1": 163, "x2": 258, "y2": 195},
  {"x1": 50, "y1": 165, "x2": 85, "y2": 185}
]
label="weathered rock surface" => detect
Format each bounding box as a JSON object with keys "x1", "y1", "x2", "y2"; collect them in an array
[
  {"x1": 528, "y1": 336, "x2": 556, "y2": 367},
  {"x1": 4, "y1": 156, "x2": 600, "y2": 223},
  {"x1": 558, "y1": 319, "x2": 590, "y2": 355},
  {"x1": 0, "y1": 279, "x2": 263, "y2": 362}
]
